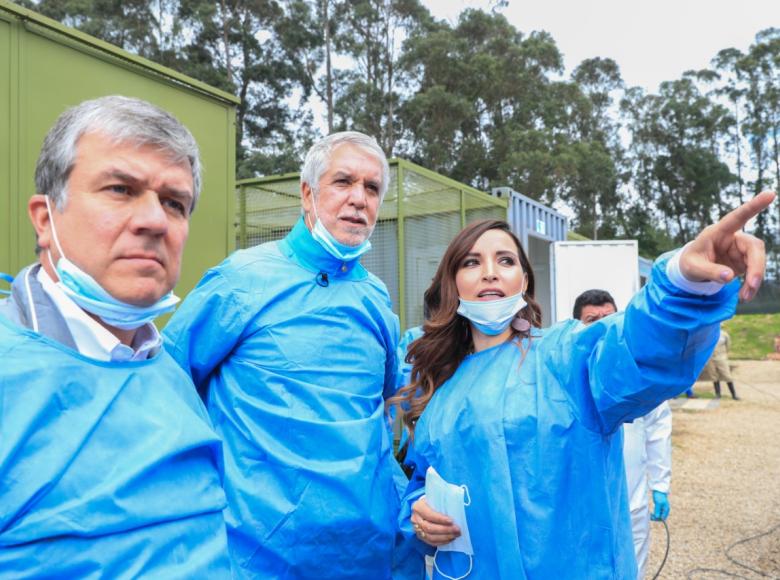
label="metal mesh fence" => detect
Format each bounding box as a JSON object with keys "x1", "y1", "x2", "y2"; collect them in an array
[
  {"x1": 235, "y1": 160, "x2": 508, "y2": 329},
  {"x1": 237, "y1": 177, "x2": 300, "y2": 249},
  {"x1": 401, "y1": 168, "x2": 462, "y2": 328},
  {"x1": 465, "y1": 191, "x2": 508, "y2": 226},
  {"x1": 361, "y1": 165, "x2": 400, "y2": 310}
]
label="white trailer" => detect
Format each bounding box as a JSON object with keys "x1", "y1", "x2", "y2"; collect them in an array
[{"x1": 550, "y1": 240, "x2": 641, "y2": 323}]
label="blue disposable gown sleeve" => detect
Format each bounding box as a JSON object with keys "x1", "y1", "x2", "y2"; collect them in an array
[
  {"x1": 164, "y1": 267, "x2": 261, "y2": 392},
  {"x1": 397, "y1": 444, "x2": 435, "y2": 561},
  {"x1": 391, "y1": 443, "x2": 428, "y2": 579},
  {"x1": 546, "y1": 251, "x2": 739, "y2": 435},
  {"x1": 395, "y1": 326, "x2": 424, "y2": 392},
  {"x1": 383, "y1": 320, "x2": 402, "y2": 400},
  {"x1": 388, "y1": 326, "x2": 424, "y2": 451}
]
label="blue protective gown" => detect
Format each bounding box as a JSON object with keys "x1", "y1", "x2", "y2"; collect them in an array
[
  {"x1": 397, "y1": 326, "x2": 424, "y2": 392},
  {"x1": 0, "y1": 317, "x2": 231, "y2": 578},
  {"x1": 398, "y1": 253, "x2": 738, "y2": 579},
  {"x1": 164, "y1": 217, "x2": 401, "y2": 579}
]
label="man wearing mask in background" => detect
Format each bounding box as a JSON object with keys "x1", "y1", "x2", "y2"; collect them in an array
[
  {"x1": 0, "y1": 96, "x2": 231, "y2": 577},
  {"x1": 164, "y1": 131, "x2": 401, "y2": 579},
  {"x1": 574, "y1": 289, "x2": 672, "y2": 580}
]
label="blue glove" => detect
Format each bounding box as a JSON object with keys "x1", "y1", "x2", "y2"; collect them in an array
[{"x1": 651, "y1": 491, "x2": 670, "y2": 521}]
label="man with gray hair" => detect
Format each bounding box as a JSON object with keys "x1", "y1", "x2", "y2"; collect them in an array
[
  {"x1": 165, "y1": 131, "x2": 402, "y2": 578},
  {"x1": 0, "y1": 96, "x2": 231, "y2": 577}
]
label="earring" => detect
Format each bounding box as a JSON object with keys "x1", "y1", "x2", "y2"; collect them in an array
[{"x1": 511, "y1": 316, "x2": 531, "y2": 332}]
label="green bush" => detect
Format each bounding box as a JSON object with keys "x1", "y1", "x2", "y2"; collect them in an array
[{"x1": 723, "y1": 313, "x2": 780, "y2": 360}]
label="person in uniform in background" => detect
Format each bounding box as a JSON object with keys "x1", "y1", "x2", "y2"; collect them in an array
[
  {"x1": 575, "y1": 289, "x2": 672, "y2": 580},
  {"x1": 701, "y1": 324, "x2": 739, "y2": 399}
]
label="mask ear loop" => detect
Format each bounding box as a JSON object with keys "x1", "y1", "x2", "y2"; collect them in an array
[
  {"x1": 433, "y1": 552, "x2": 473, "y2": 580},
  {"x1": 27, "y1": 195, "x2": 64, "y2": 334},
  {"x1": 432, "y1": 484, "x2": 473, "y2": 580},
  {"x1": 304, "y1": 185, "x2": 320, "y2": 231},
  {"x1": 43, "y1": 195, "x2": 67, "y2": 269}
]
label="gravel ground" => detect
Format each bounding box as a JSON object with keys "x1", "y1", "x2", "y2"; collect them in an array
[{"x1": 645, "y1": 361, "x2": 780, "y2": 580}]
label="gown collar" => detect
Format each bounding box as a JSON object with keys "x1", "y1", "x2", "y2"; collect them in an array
[{"x1": 279, "y1": 216, "x2": 367, "y2": 279}]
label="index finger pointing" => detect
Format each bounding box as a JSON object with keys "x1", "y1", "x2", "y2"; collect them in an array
[{"x1": 714, "y1": 191, "x2": 776, "y2": 236}]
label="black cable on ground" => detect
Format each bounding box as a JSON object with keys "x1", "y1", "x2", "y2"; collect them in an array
[
  {"x1": 725, "y1": 522, "x2": 780, "y2": 578},
  {"x1": 739, "y1": 380, "x2": 780, "y2": 402},
  {"x1": 651, "y1": 519, "x2": 670, "y2": 580},
  {"x1": 683, "y1": 376, "x2": 779, "y2": 579},
  {"x1": 686, "y1": 568, "x2": 749, "y2": 579},
  {"x1": 684, "y1": 521, "x2": 780, "y2": 580}
]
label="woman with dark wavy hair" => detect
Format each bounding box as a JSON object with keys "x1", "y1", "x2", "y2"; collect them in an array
[
  {"x1": 391, "y1": 195, "x2": 772, "y2": 579},
  {"x1": 394, "y1": 220, "x2": 542, "y2": 436}
]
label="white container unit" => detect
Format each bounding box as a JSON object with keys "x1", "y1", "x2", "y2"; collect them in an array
[{"x1": 551, "y1": 240, "x2": 640, "y2": 323}]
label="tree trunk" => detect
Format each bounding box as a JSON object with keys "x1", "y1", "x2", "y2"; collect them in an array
[
  {"x1": 221, "y1": 0, "x2": 233, "y2": 86},
  {"x1": 774, "y1": 121, "x2": 780, "y2": 255},
  {"x1": 732, "y1": 100, "x2": 744, "y2": 205},
  {"x1": 323, "y1": 0, "x2": 333, "y2": 133},
  {"x1": 384, "y1": 2, "x2": 394, "y2": 155},
  {"x1": 235, "y1": 9, "x2": 252, "y2": 160},
  {"x1": 773, "y1": 121, "x2": 780, "y2": 192}
]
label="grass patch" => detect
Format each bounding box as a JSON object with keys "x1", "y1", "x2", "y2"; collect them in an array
[{"x1": 723, "y1": 312, "x2": 780, "y2": 360}]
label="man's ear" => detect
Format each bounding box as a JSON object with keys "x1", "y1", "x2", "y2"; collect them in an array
[
  {"x1": 28, "y1": 194, "x2": 53, "y2": 250},
  {"x1": 301, "y1": 182, "x2": 314, "y2": 215}
]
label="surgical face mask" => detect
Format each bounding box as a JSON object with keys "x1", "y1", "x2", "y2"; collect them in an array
[
  {"x1": 456, "y1": 291, "x2": 527, "y2": 336},
  {"x1": 425, "y1": 467, "x2": 473, "y2": 580},
  {"x1": 44, "y1": 196, "x2": 179, "y2": 330},
  {"x1": 307, "y1": 200, "x2": 372, "y2": 262}
]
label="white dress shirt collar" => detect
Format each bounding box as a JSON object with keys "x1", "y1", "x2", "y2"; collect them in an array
[{"x1": 37, "y1": 268, "x2": 161, "y2": 362}]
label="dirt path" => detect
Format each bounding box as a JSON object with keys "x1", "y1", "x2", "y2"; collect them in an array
[{"x1": 646, "y1": 361, "x2": 780, "y2": 579}]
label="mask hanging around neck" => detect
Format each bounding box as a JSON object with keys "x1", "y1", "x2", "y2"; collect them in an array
[
  {"x1": 44, "y1": 195, "x2": 179, "y2": 330},
  {"x1": 306, "y1": 200, "x2": 372, "y2": 262}
]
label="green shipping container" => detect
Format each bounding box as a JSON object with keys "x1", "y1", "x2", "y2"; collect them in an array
[{"x1": 0, "y1": 0, "x2": 238, "y2": 299}]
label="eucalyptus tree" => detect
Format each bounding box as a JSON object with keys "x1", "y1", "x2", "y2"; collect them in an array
[
  {"x1": 566, "y1": 57, "x2": 625, "y2": 239},
  {"x1": 739, "y1": 29, "x2": 780, "y2": 274},
  {"x1": 399, "y1": 9, "x2": 565, "y2": 193},
  {"x1": 177, "y1": 0, "x2": 315, "y2": 176},
  {"x1": 711, "y1": 48, "x2": 749, "y2": 205},
  {"x1": 621, "y1": 79, "x2": 734, "y2": 244},
  {"x1": 326, "y1": 0, "x2": 432, "y2": 155}
]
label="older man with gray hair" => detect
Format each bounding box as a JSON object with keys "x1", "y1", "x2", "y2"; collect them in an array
[
  {"x1": 0, "y1": 96, "x2": 231, "y2": 576},
  {"x1": 165, "y1": 131, "x2": 402, "y2": 578}
]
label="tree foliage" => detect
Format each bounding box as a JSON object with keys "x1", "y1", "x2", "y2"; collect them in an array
[{"x1": 19, "y1": 1, "x2": 780, "y2": 267}]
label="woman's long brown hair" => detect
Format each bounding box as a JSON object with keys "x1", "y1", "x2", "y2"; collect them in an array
[{"x1": 388, "y1": 219, "x2": 542, "y2": 448}]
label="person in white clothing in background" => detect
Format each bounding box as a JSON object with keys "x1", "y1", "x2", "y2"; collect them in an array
[
  {"x1": 622, "y1": 402, "x2": 672, "y2": 579},
  {"x1": 574, "y1": 289, "x2": 672, "y2": 579}
]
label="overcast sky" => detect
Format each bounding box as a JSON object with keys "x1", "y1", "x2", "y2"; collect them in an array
[{"x1": 423, "y1": 0, "x2": 780, "y2": 93}]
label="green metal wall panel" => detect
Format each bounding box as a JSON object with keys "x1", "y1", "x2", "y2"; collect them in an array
[
  {"x1": 0, "y1": 1, "x2": 237, "y2": 300},
  {"x1": 0, "y1": 15, "x2": 12, "y2": 280}
]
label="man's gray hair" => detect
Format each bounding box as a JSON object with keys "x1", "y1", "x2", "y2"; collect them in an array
[
  {"x1": 300, "y1": 131, "x2": 390, "y2": 200},
  {"x1": 35, "y1": 95, "x2": 202, "y2": 212}
]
